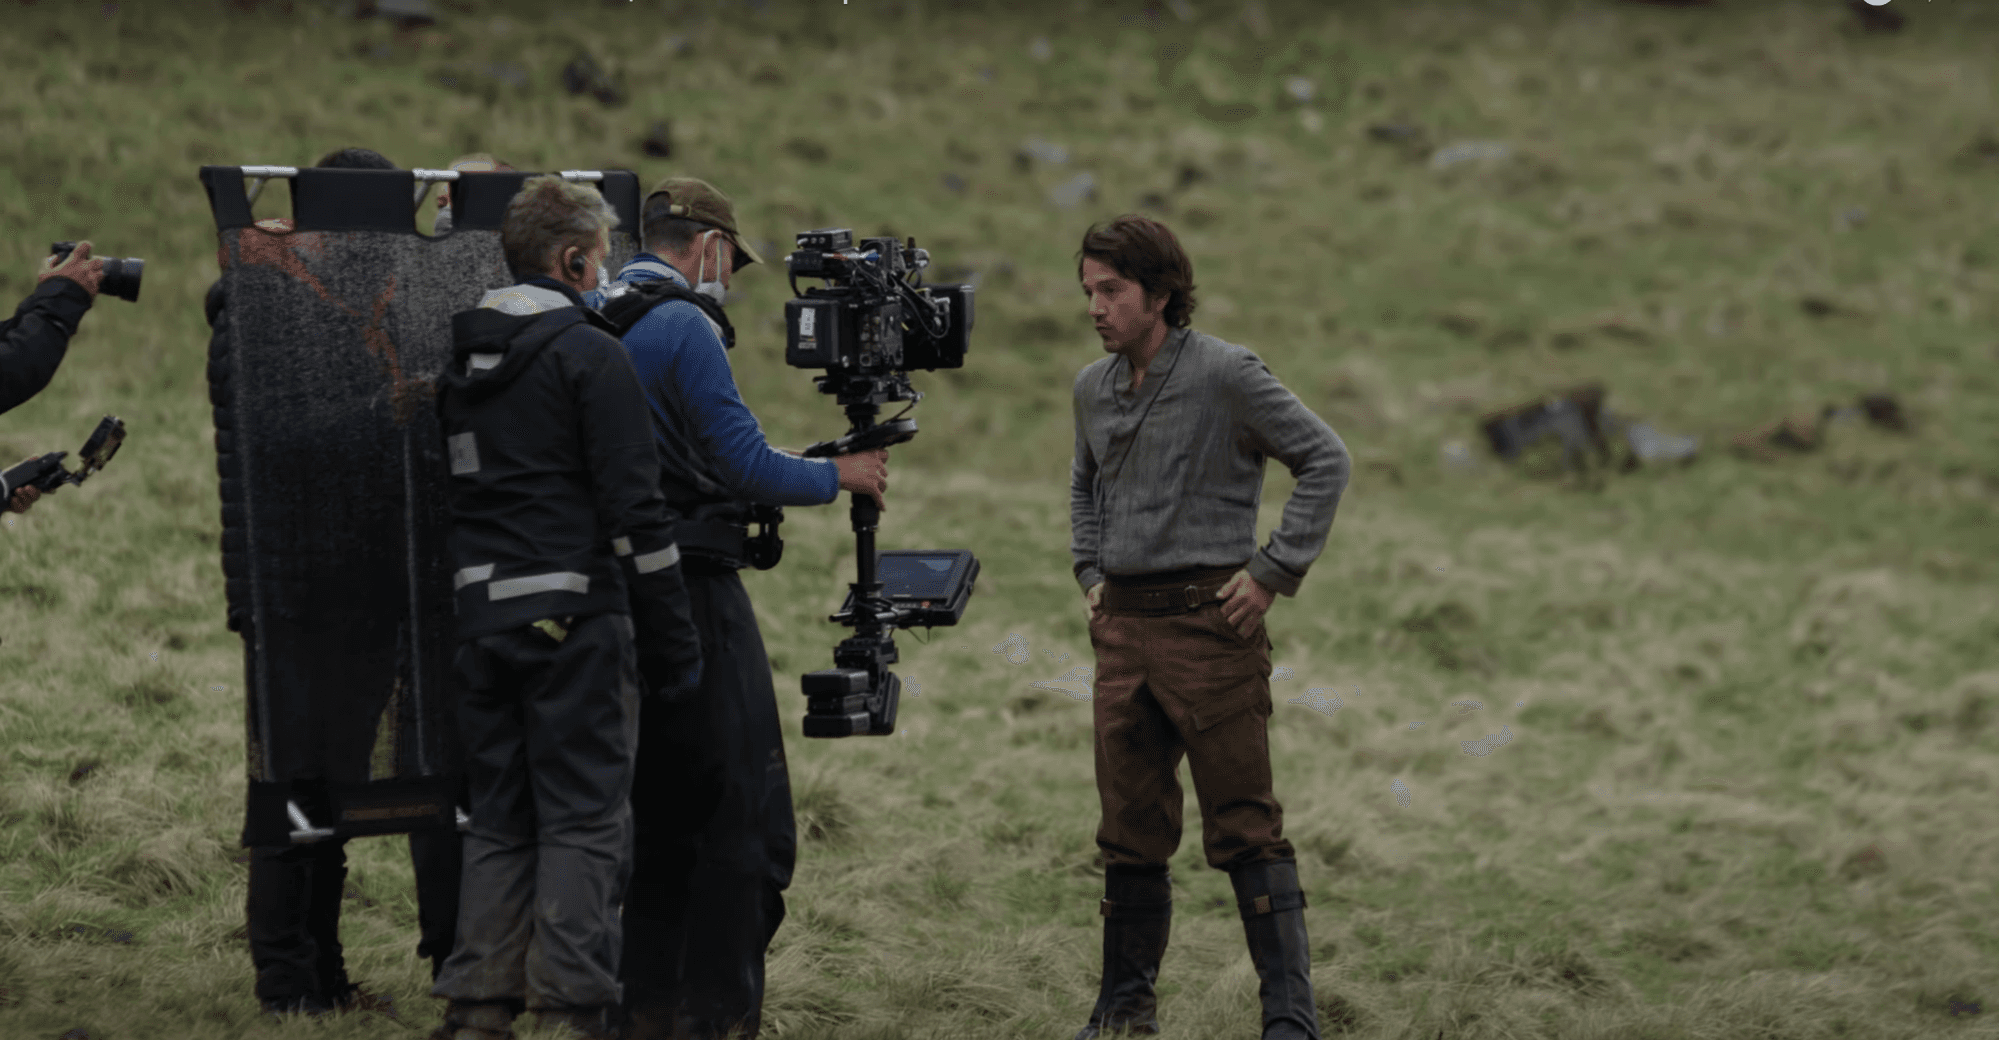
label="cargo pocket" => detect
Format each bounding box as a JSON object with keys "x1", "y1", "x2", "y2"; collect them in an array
[{"x1": 1185, "y1": 605, "x2": 1272, "y2": 732}]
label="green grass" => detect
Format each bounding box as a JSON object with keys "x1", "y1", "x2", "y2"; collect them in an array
[{"x1": 0, "y1": 0, "x2": 1995, "y2": 1036}]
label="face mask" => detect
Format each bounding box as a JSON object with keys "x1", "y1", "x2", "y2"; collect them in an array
[
  {"x1": 432, "y1": 204, "x2": 452, "y2": 235},
  {"x1": 693, "y1": 231, "x2": 727, "y2": 306}
]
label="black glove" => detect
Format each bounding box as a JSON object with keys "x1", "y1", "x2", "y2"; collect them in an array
[
  {"x1": 640, "y1": 652, "x2": 703, "y2": 704},
  {"x1": 630, "y1": 560, "x2": 703, "y2": 702}
]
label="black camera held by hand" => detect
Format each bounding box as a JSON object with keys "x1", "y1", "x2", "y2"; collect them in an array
[
  {"x1": 781, "y1": 228, "x2": 980, "y2": 739},
  {"x1": 2, "y1": 415, "x2": 127, "y2": 499},
  {"x1": 50, "y1": 242, "x2": 144, "y2": 303}
]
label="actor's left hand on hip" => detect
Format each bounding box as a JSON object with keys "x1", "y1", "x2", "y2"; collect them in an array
[{"x1": 1218, "y1": 570, "x2": 1275, "y2": 638}]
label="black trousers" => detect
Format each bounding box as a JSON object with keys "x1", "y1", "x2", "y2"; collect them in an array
[
  {"x1": 246, "y1": 827, "x2": 462, "y2": 1006},
  {"x1": 622, "y1": 566, "x2": 797, "y2": 1038},
  {"x1": 434, "y1": 612, "x2": 642, "y2": 1011}
]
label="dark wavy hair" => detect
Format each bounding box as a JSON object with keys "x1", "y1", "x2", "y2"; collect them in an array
[
  {"x1": 1075, "y1": 214, "x2": 1197, "y2": 328},
  {"x1": 314, "y1": 147, "x2": 397, "y2": 170}
]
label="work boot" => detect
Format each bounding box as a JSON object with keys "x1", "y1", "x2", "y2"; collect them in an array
[
  {"x1": 1074, "y1": 862, "x2": 1173, "y2": 1039},
  {"x1": 431, "y1": 999, "x2": 519, "y2": 1040},
  {"x1": 537, "y1": 1005, "x2": 616, "y2": 1039},
  {"x1": 1229, "y1": 857, "x2": 1320, "y2": 1040}
]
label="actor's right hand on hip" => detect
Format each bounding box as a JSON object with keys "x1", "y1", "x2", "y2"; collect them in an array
[
  {"x1": 834, "y1": 448, "x2": 889, "y2": 510},
  {"x1": 38, "y1": 241, "x2": 103, "y2": 299}
]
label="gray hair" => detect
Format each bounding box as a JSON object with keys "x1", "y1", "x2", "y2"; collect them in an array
[{"x1": 501, "y1": 175, "x2": 616, "y2": 279}]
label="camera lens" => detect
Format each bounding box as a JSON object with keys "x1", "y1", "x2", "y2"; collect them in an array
[{"x1": 101, "y1": 257, "x2": 143, "y2": 303}]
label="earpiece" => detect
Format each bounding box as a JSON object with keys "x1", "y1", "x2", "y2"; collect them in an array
[{"x1": 568, "y1": 251, "x2": 587, "y2": 278}]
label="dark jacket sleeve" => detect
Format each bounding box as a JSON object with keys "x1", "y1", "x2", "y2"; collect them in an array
[
  {"x1": 570, "y1": 328, "x2": 702, "y2": 691},
  {"x1": 0, "y1": 278, "x2": 93, "y2": 415},
  {"x1": 206, "y1": 280, "x2": 252, "y2": 634}
]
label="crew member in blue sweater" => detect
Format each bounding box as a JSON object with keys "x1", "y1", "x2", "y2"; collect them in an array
[{"x1": 591, "y1": 177, "x2": 887, "y2": 1039}]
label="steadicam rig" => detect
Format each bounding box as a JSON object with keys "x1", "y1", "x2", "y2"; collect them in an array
[{"x1": 780, "y1": 228, "x2": 980, "y2": 739}]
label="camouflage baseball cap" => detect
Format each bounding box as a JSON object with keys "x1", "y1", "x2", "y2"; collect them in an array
[{"x1": 643, "y1": 176, "x2": 763, "y2": 270}]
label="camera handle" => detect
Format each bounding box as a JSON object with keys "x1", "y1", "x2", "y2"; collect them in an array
[
  {"x1": 1, "y1": 452, "x2": 69, "y2": 498},
  {"x1": 798, "y1": 415, "x2": 918, "y2": 459}
]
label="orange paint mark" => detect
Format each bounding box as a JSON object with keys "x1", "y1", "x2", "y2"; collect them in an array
[{"x1": 225, "y1": 228, "x2": 434, "y2": 426}]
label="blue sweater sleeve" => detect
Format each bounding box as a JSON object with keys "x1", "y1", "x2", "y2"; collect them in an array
[{"x1": 626, "y1": 301, "x2": 841, "y2": 506}]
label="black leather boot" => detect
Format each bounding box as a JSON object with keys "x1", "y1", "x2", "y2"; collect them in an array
[
  {"x1": 1074, "y1": 863, "x2": 1173, "y2": 1039},
  {"x1": 1229, "y1": 858, "x2": 1319, "y2": 1040}
]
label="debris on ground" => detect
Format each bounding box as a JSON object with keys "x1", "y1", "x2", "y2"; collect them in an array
[
  {"x1": 1859, "y1": 391, "x2": 1908, "y2": 431},
  {"x1": 940, "y1": 172, "x2": 967, "y2": 194},
  {"x1": 1048, "y1": 172, "x2": 1097, "y2": 209},
  {"x1": 1620, "y1": 421, "x2": 1699, "y2": 468},
  {"x1": 561, "y1": 53, "x2": 626, "y2": 107},
  {"x1": 1479, "y1": 382, "x2": 1616, "y2": 471},
  {"x1": 1017, "y1": 136, "x2": 1070, "y2": 167},
  {"x1": 1440, "y1": 439, "x2": 1479, "y2": 472},
  {"x1": 1283, "y1": 76, "x2": 1316, "y2": 105},
  {"x1": 1732, "y1": 391, "x2": 1909, "y2": 461},
  {"x1": 639, "y1": 120, "x2": 673, "y2": 159},
  {"x1": 1028, "y1": 36, "x2": 1052, "y2": 62},
  {"x1": 1431, "y1": 140, "x2": 1511, "y2": 171},
  {"x1": 1731, "y1": 409, "x2": 1828, "y2": 461}
]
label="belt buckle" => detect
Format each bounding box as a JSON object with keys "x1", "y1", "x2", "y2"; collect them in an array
[{"x1": 1183, "y1": 584, "x2": 1200, "y2": 610}]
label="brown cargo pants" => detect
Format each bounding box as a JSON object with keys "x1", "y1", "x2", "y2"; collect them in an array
[{"x1": 1088, "y1": 564, "x2": 1296, "y2": 871}]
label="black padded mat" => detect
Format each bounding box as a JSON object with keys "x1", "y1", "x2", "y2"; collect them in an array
[{"x1": 202, "y1": 166, "x2": 640, "y2": 840}]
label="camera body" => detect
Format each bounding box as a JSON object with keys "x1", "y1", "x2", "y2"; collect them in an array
[
  {"x1": 1, "y1": 415, "x2": 126, "y2": 498},
  {"x1": 783, "y1": 230, "x2": 972, "y2": 374},
  {"x1": 50, "y1": 242, "x2": 144, "y2": 303}
]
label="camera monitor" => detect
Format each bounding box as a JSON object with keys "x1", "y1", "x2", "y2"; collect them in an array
[
  {"x1": 199, "y1": 164, "x2": 641, "y2": 845},
  {"x1": 835, "y1": 550, "x2": 980, "y2": 629}
]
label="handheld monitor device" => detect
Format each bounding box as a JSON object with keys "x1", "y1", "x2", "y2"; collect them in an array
[{"x1": 834, "y1": 550, "x2": 980, "y2": 629}]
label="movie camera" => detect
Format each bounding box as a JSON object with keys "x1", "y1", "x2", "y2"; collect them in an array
[{"x1": 780, "y1": 229, "x2": 980, "y2": 739}]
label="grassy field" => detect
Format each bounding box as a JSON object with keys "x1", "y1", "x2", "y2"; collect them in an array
[{"x1": 1, "y1": 0, "x2": 1996, "y2": 1037}]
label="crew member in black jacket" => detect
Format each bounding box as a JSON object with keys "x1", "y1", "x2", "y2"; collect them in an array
[
  {"x1": 2, "y1": 241, "x2": 102, "y2": 417},
  {"x1": 429, "y1": 174, "x2": 703, "y2": 1041}
]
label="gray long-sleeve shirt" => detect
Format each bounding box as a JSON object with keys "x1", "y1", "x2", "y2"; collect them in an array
[{"x1": 1069, "y1": 326, "x2": 1351, "y2": 597}]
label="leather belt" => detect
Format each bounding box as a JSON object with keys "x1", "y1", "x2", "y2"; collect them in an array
[{"x1": 1100, "y1": 565, "x2": 1242, "y2": 616}]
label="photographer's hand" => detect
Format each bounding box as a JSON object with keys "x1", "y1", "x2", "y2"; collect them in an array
[
  {"x1": 834, "y1": 448, "x2": 889, "y2": 511},
  {"x1": 37, "y1": 241, "x2": 103, "y2": 299},
  {"x1": 6, "y1": 461, "x2": 42, "y2": 514}
]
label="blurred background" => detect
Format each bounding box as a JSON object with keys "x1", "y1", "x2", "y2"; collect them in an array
[{"x1": 0, "y1": 1, "x2": 1994, "y2": 1037}]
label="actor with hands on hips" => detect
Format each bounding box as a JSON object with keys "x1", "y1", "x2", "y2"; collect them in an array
[
  {"x1": 429, "y1": 174, "x2": 704, "y2": 1040},
  {"x1": 1070, "y1": 214, "x2": 1351, "y2": 1040},
  {"x1": 589, "y1": 177, "x2": 885, "y2": 1039}
]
